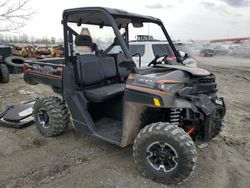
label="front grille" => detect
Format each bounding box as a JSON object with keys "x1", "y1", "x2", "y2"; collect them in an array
[
  {"x1": 197, "y1": 75, "x2": 216, "y2": 83},
  {"x1": 197, "y1": 82, "x2": 217, "y2": 93},
  {"x1": 192, "y1": 75, "x2": 217, "y2": 94}
]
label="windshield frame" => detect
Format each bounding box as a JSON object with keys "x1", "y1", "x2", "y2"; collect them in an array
[{"x1": 62, "y1": 7, "x2": 182, "y2": 66}]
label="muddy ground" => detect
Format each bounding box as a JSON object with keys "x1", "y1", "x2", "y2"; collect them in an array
[{"x1": 0, "y1": 56, "x2": 249, "y2": 188}]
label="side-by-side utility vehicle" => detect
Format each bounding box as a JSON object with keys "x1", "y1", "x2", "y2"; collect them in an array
[{"x1": 23, "y1": 7, "x2": 226, "y2": 185}]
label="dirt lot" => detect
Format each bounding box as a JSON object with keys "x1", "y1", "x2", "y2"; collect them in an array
[{"x1": 0, "y1": 56, "x2": 249, "y2": 188}]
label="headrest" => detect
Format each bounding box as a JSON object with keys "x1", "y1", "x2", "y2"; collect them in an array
[{"x1": 75, "y1": 35, "x2": 93, "y2": 47}]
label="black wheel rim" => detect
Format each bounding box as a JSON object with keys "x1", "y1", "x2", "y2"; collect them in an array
[
  {"x1": 37, "y1": 108, "x2": 50, "y2": 128},
  {"x1": 146, "y1": 141, "x2": 178, "y2": 172}
]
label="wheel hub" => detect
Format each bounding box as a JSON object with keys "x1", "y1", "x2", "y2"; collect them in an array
[
  {"x1": 37, "y1": 108, "x2": 49, "y2": 128},
  {"x1": 146, "y1": 141, "x2": 178, "y2": 173}
]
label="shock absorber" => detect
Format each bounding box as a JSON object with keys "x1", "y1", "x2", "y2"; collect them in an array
[{"x1": 170, "y1": 108, "x2": 181, "y2": 126}]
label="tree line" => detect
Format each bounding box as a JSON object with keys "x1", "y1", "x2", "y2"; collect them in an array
[{"x1": 0, "y1": 34, "x2": 63, "y2": 45}]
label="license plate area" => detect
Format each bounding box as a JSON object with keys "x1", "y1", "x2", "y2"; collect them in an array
[{"x1": 215, "y1": 97, "x2": 224, "y2": 106}]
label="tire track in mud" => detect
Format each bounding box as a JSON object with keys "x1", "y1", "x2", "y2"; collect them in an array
[
  {"x1": 1, "y1": 148, "x2": 131, "y2": 188},
  {"x1": 39, "y1": 148, "x2": 163, "y2": 188},
  {"x1": 0, "y1": 130, "x2": 122, "y2": 187}
]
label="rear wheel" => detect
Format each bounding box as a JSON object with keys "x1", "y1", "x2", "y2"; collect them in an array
[
  {"x1": 33, "y1": 97, "x2": 70, "y2": 137},
  {"x1": 0, "y1": 64, "x2": 9, "y2": 83},
  {"x1": 133, "y1": 122, "x2": 197, "y2": 185}
]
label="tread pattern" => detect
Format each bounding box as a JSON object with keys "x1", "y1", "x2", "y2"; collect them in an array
[
  {"x1": 0, "y1": 64, "x2": 9, "y2": 83},
  {"x1": 133, "y1": 122, "x2": 197, "y2": 185},
  {"x1": 211, "y1": 122, "x2": 223, "y2": 139},
  {"x1": 33, "y1": 96, "x2": 70, "y2": 137}
]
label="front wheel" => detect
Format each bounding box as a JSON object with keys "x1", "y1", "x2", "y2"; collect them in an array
[{"x1": 133, "y1": 122, "x2": 197, "y2": 185}]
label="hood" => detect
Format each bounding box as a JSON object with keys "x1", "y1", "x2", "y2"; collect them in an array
[{"x1": 155, "y1": 64, "x2": 211, "y2": 76}]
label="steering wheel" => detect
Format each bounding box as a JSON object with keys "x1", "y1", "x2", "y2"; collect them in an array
[{"x1": 147, "y1": 54, "x2": 168, "y2": 66}]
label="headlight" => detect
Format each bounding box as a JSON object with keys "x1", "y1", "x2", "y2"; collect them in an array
[{"x1": 159, "y1": 83, "x2": 185, "y2": 92}]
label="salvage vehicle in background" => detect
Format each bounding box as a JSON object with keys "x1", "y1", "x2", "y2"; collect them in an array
[
  {"x1": 23, "y1": 7, "x2": 226, "y2": 185},
  {"x1": 234, "y1": 44, "x2": 250, "y2": 58},
  {"x1": 129, "y1": 40, "x2": 197, "y2": 67},
  {"x1": 200, "y1": 48, "x2": 216, "y2": 57},
  {"x1": 210, "y1": 44, "x2": 229, "y2": 56},
  {"x1": 0, "y1": 43, "x2": 26, "y2": 75}
]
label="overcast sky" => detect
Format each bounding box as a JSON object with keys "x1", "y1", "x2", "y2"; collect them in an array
[{"x1": 9, "y1": 0, "x2": 250, "y2": 40}]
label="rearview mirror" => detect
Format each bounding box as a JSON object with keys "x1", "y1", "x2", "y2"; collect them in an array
[
  {"x1": 178, "y1": 50, "x2": 185, "y2": 57},
  {"x1": 132, "y1": 21, "x2": 143, "y2": 28},
  {"x1": 183, "y1": 58, "x2": 197, "y2": 68},
  {"x1": 178, "y1": 50, "x2": 189, "y2": 60}
]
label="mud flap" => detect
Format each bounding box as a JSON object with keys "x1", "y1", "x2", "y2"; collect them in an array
[{"x1": 0, "y1": 100, "x2": 35, "y2": 128}]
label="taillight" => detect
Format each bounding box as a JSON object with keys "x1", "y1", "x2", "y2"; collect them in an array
[{"x1": 22, "y1": 64, "x2": 28, "y2": 73}]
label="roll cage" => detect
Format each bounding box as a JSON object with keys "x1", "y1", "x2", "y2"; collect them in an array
[{"x1": 62, "y1": 7, "x2": 182, "y2": 66}]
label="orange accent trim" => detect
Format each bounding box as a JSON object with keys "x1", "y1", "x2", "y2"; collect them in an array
[
  {"x1": 126, "y1": 85, "x2": 171, "y2": 95},
  {"x1": 27, "y1": 70, "x2": 62, "y2": 78},
  {"x1": 187, "y1": 127, "x2": 195, "y2": 135},
  {"x1": 157, "y1": 80, "x2": 181, "y2": 84}
]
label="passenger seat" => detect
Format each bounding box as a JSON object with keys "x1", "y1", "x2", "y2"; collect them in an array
[{"x1": 75, "y1": 54, "x2": 125, "y2": 103}]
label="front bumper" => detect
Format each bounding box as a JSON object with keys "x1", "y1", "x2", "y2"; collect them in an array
[
  {"x1": 191, "y1": 95, "x2": 226, "y2": 141},
  {"x1": 177, "y1": 93, "x2": 226, "y2": 141}
]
